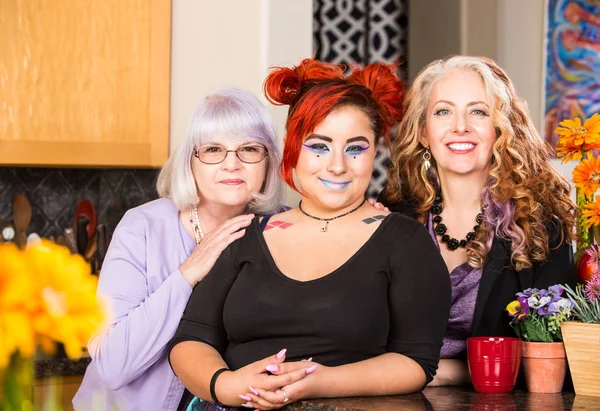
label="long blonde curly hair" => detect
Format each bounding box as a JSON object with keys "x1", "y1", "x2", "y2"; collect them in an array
[{"x1": 383, "y1": 55, "x2": 576, "y2": 271}]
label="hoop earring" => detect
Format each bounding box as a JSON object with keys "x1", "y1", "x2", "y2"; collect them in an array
[{"x1": 422, "y1": 148, "x2": 432, "y2": 171}]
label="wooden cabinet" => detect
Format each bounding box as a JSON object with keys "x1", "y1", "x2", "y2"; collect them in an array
[
  {"x1": 34, "y1": 375, "x2": 83, "y2": 411},
  {"x1": 0, "y1": 1, "x2": 171, "y2": 167}
]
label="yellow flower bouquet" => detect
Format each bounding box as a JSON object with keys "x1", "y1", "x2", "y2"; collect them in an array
[
  {"x1": 555, "y1": 113, "x2": 600, "y2": 250},
  {"x1": 0, "y1": 240, "x2": 107, "y2": 410}
]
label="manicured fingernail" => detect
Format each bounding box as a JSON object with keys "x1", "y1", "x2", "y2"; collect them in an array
[
  {"x1": 265, "y1": 364, "x2": 279, "y2": 372},
  {"x1": 306, "y1": 364, "x2": 318, "y2": 374},
  {"x1": 248, "y1": 386, "x2": 259, "y2": 395},
  {"x1": 276, "y1": 348, "x2": 287, "y2": 359},
  {"x1": 307, "y1": 357, "x2": 313, "y2": 362},
  {"x1": 241, "y1": 404, "x2": 253, "y2": 408},
  {"x1": 239, "y1": 394, "x2": 252, "y2": 401}
]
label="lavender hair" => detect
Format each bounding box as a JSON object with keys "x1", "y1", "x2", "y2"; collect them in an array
[{"x1": 157, "y1": 87, "x2": 284, "y2": 214}]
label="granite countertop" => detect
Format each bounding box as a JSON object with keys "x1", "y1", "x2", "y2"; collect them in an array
[
  {"x1": 32, "y1": 371, "x2": 592, "y2": 411},
  {"x1": 286, "y1": 386, "x2": 587, "y2": 411},
  {"x1": 35, "y1": 356, "x2": 91, "y2": 379}
]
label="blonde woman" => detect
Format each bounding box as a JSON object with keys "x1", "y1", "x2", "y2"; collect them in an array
[{"x1": 379, "y1": 55, "x2": 577, "y2": 386}]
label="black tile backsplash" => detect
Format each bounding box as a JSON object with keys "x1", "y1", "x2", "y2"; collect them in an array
[{"x1": 0, "y1": 167, "x2": 159, "y2": 240}]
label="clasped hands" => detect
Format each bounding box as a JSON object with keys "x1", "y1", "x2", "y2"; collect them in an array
[{"x1": 216, "y1": 349, "x2": 322, "y2": 410}]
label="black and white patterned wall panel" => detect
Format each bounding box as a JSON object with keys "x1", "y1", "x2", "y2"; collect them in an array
[
  {"x1": 314, "y1": 0, "x2": 368, "y2": 65},
  {"x1": 314, "y1": 0, "x2": 408, "y2": 198}
]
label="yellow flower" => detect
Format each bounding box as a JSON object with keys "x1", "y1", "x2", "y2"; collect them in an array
[
  {"x1": 0, "y1": 243, "x2": 36, "y2": 368},
  {"x1": 556, "y1": 113, "x2": 600, "y2": 147},
  {"x1": 26, "y1": 241, "x2": 107, "y2": 359},
  {"x1": 573, "y1": 156, "x2": 600, "y2": 197},
  {"x1": 0, "y1": 241, "x2": 107, "y2": 369},
  {"x1": 506, "y1": 300, "x2": 521, "y2": 315},
  {"x1": 582, "y1": 201, "x2": 600, "y2": 231}
]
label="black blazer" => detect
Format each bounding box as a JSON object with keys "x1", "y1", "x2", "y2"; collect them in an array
[{"x1": 379, "y1": 198, "x2": 578, "y2": 339}]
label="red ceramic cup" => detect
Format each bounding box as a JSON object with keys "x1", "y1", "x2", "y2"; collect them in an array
[{"x1": 467, "y1": 336, "x2": 521, "y2": 394}]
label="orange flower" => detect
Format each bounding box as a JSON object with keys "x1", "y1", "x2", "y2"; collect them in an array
[
  {"x1": 573, "y1": 156, "x2": 600, "y2": 197},
  {"x1": 556, "y1": 113, "x2": 600, "y2": 147},
  {"x1": 582, "y1": 201, "x2": 600, "y2": 230},
  {"x1": 556, "y1": 137, "x2": 583, "y2": 163}
]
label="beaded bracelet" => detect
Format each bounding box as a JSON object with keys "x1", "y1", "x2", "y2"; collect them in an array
[{"x1": 209, "y1": 368, "x2": 229, "y2": 408}]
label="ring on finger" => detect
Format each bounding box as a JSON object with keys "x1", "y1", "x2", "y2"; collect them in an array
[{"x1": 282, "y1": 390, "x2": 289, "y2": 403}]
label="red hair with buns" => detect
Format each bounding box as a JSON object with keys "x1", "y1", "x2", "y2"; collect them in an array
[{"x1": 264, "y1": 58, "x2": 404, "y2": 192}]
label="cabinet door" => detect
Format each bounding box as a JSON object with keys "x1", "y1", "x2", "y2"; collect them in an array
[{"x1": 0, "y1": 0, "x2": 170, "y2": 167}]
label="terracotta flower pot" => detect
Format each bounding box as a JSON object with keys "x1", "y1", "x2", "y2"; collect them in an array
[
  {"x1": 562, "y1": 321, "x2": 600, "y2": 397},
  {"x1": 521, "y1": 341, "x2": 566, "y2": 393}
]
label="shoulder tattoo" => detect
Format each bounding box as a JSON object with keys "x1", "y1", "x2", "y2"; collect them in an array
[
  {"x1": 264, "y1": 220, "x2": 294, "y2": 231},
  {"x1": 362, "y1": 215, "x2": 387, "y2": 225}
]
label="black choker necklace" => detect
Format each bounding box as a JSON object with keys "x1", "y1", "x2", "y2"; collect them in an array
[
  {"x1": 299, "y1": 198, "x2": 366, "y2": 232},
  {"x1": 431, "y1": 195, "x2": 486, "y2": 251}
]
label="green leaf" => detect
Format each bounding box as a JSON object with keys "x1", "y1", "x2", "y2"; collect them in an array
[
  {"x1": 511, "y1": 322, "x2": 524, "y2": 340},
  {"x1": 524, "y1": 318, "x2": 553, "y2": 342}
]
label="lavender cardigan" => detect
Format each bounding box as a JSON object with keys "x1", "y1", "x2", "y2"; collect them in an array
[{"x1": 73, "y1": 198, "x2": 196, "y2": 411}]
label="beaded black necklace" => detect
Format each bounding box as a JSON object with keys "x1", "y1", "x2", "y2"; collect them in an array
[{"x1": 431, "y1": 194, "x2": 486, "y2": 251}]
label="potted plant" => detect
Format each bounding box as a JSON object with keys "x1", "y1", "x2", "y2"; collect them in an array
[
  {"x1": 562, "y1": 263, "x2": 600, "y2": 397},
  {"x1": 554, "y1": 113, "x2": 600, "y2": 397},
  {"x1": 506, "y1": 285, "x2": 573, "y2": 393}
]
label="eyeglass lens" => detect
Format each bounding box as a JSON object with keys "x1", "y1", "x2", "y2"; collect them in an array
[{"x1": 196, "y1": 145, "x2": 267, "y2": 164}]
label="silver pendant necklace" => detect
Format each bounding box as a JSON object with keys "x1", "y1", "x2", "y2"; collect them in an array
[{"x1": 298, "y1": 199, "x2": 366, "y2": 232}]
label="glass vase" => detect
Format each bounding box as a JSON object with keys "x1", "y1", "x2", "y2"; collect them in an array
[
  {"x1": 576, "y1": 187, "x2": 593, "y2": 251},
  {"x1": 0, "y1": 352, "x2": 34, "y2": 411}
]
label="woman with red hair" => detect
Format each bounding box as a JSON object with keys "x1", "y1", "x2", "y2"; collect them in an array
[{"x1": 168, "y1": 59, "x2": 451, "y2": 410}]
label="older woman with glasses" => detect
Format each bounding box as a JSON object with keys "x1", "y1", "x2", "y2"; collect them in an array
[{"x1": 73, "y1": 87, "x2": 285, "y2": 411}]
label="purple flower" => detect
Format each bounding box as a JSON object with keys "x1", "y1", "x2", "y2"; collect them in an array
[
  {"x1": 517, "y1": 288, "x2": 535, "y2": 298},
  {"x1": 517, "y1": 296, "x2": 530, "y2": 314},
  {"x1": 548, "y1": 284, "x2": 563, "y2": 297},
  {"x1": 528, "y1": 295, "x2": 551, "y2": 309},
  {"x1": 555, "y1": 298, "x2": 574, "y2": 310},
  {"x1": 538, "y1": 302, "x2": 559, "y2": 316},
  {"x1": 548, "y1": 285, "x2": 564, "y2": 302}
]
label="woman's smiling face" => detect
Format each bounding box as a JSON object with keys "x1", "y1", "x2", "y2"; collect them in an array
[
  {"x1": 295, "y1": 105, "x2": 376, "y2": 211},
  {"x1": 421, "y1": 70, "x2": 496, "y2": 177}
]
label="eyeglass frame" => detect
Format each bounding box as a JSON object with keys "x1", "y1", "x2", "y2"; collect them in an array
[{"x1": 193, "y1": 144, "x2": 269, "y2": 164}]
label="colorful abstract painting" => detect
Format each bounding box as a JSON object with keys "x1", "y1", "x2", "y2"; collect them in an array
[{"x1": 545, "y1": 0, "x2": 600, "y2": 148}]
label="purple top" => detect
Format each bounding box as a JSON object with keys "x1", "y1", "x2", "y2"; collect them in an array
[
  {"x1": 426, "y1": 213, "x2": 483, "y2": 359},
  {"x1": 73, "y1": 199, "x2": 196, "y2": 411}
]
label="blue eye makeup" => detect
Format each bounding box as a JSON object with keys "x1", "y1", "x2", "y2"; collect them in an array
[
  {"x1": 345, "y1": 144, "x2": 370, "y2": 156},
  {"x1": 303, "y1": 143, "x2": 330, "y2": 154}
]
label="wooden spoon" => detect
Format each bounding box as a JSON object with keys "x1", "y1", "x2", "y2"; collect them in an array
[{"x1": 12, "y1": 194, "x2": 32, "y2": 249}]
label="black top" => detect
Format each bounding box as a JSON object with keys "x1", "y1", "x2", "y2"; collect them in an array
[
  {"x1": 378, "y1": 197, "x2": 578, "y2": 341},
  {"x1": 168, "y1": 213, "x2": 451, "y2": 384}
]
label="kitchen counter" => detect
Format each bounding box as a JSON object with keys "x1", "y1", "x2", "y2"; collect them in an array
[
  {"x1": 35, "y1": 356, "x2": 90, "y2": 379},
  {"x1": 31, "y1": 357, "x2": 590, "y2": 411},
  {"x1": 31, "y1": 376, "x2": 593, "y2": 411},
  {"x1": 286, "y1": 386, "x2": 591, "y2": 411}
]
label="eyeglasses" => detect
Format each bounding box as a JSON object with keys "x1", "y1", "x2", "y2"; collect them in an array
[{"x1": 194, "y1": 144, "x2": 269, "y2": 164}]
